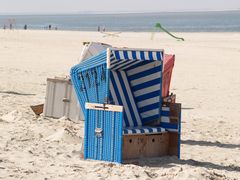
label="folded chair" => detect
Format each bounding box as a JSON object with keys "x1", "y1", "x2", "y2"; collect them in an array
[{"x1": 71, "y1": 48, "x2": 181, "y2": 163}]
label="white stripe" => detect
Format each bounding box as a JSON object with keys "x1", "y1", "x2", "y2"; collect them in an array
[
  {"x1": 160, "y1": 128, "x2": 166, "y2": 132},
  {"x1": 152, "y1": 128, "x2": 158, "y2": 133},
  {"x1": 162, "y1": 107, "x2": 170, "y2": 111},
  {"x1": 119, "y1": 51, "x2": 124, "y2": 59},
  {"x1": 109, "y1": 81, "x2": 126, "y2": 127},
  {"x1": 135, "y1": 129, "x2": 141, "y2": 134},
  {"x1": 153, "y1": 52, "x2": 157, "y2": 60},
  {"x1": 141, "y1": 109, "x2": 159, "y2": 118},
  {"x1": 120, "y1": 71, "x2": 142, "y2": 126},
  {"x1": 143, "y1": 128, "x2": 149, "y2": 133},
  {"x1": 160, "y1": 52, "x2": 163, "y2": 60},
  {"x1": 131, "y1": 72, "x2": 161, "y2": 86},
  {"x1": 144, "y1": 51, "x2": 149, "y2": 60},
  {"x1": 112, "y1": 72, "x2": 134, "y2": 127},
  {"x1": 127, "y1": 51, "x2": 133, "y2": 59},
  {"x1": 127, "y1": 61, "x2": 161, "y2": 76},
  {"x1": 136, "y1": 51, "x2": 141, "y2": 59},
  {"x1": 107, "y1": 48, "x2": 111, "y2": 69},
  {"x1": 134, "y1": 84, "x2": 160, "y2": 97},
  {"x1": 161, "y1": 116, "x2": 170, "y2": 123},
  {"x1": 137, "y1": 97, "x2": 160, "y2": 108}
]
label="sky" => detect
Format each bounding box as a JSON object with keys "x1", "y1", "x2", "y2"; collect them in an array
[{"x1": 0, "y1": 0, "x2": 240, "y2": 14}]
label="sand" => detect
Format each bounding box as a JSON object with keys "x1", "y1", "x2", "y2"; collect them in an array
[{"x1": 0, "y1": 29, "x2": 239, "y2": 179}]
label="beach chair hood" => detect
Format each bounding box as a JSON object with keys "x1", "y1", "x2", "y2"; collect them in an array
[{"x1": 71, "y1": 47, "x2": 164, "y2": 127}]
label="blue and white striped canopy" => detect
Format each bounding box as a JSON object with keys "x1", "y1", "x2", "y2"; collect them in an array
[{"x1": 71, "y1": 48, "x2": 164, "y2": 127}]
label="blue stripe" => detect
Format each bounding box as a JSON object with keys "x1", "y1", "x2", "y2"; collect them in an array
[
  {"x1": 141, "y1": 114, "x2": 160, "y2": 123},
  {"x1": 157, "y1": 128, "x2": 162, "y2": 133},
  {"x1": 161, "y1": 110, "x2": 170, "y2": 116},
  {"x1": 140, "y1": 51, "x2": 145, "y2": 60},
  {"x1": 123, "y1": 51, "x2": 129, "y2": 60},
  {"x1": 132, "y1": 51, "x2": 137, "y2": 59},
  {"x1": 148, "y1": 51, "x2": 153, "y2": 60},
  {"x1": 114, "y1": 51, "x2": 120, "y2": 60},
  {"x1": 132, "y1": 129, "x2": 136, "y2": 134},
  {"x1": 160, "y1": 122, "x2": 178, "y2": 129},
  {"x1": 138, "y1": 103, "x2": 159, "y2": 113},
  {"x1": 135, "y1": 90, "x2": 160, "y2": 102},
  {"x1": 128, "y1": 65, "x2": 161, "y2": 81},
  {"x1": 156, "y1": 52, "x2": 162, "y2": 60},
  {"x1": 131, "y1": 78, "x2": 160, "y2": 92},
  {"x1": 147, "y1": 128, "x2": 153, "y2": 133}
]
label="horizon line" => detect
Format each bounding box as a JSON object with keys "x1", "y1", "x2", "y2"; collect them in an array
[{"x1": 0, "y1": 9, "x2": 239, "y2": 16}]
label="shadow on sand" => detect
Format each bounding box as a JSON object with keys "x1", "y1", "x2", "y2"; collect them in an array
[
  {"x1": 128, "y1": 156, "x2": 240, "y2": 172},
  {"x1": 0, "y1": 91, "x2": 36, "y2": 96},
  {"x1": 182, "y1": 139, "x2": 240, "y2": 149}
]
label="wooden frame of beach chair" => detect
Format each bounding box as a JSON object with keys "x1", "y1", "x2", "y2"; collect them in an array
[
  {"x1": 71, "y1": 47, "x2": 181, "y2": 163},
  {"x1": 122, "y1": 102, "x2": 181, "y2": 162}
]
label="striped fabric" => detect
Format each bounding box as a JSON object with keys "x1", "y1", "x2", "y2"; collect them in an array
[
  {"x1": 112, "y1": 49, "x2": 163, "y2": 61},
  {"x1": 123, "y1": 126, "x2": 166, "y2": 135},
  {"x1": 109, "y1": 71, "x2": 141, "y2": 128},
  {"x1": 126, "y1": 61, "x2": 162, "y2": 124},
  {"x1": 109, "y1": 49, "x2": 163, "y2": 127},
  {"x1": 71, "y1": 51, "x2": 108, "y2": 112},
  {"x1": 160, "y1": 106, "x2": 178, "y2": 132},
  {"x1": 71, "y1": 48, "x2": 164, "y2": 128}
]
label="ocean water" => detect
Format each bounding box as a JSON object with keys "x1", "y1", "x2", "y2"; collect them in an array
[{"x1": 0, "y1": 11, "x2": 240, "y2": 32}]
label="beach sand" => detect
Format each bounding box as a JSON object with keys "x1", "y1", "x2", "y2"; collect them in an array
[{"x1": 0, "y1": 30, "x2": 239, "y2": 179}]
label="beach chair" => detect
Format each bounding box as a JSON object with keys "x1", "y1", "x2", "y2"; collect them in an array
[{"x1": 71, "y1": 48, "x2": 181, "y2": 163}]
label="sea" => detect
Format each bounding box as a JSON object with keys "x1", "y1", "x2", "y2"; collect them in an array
[{"x1": 0, "y1": 10, "x2": 240, "y2": 32}]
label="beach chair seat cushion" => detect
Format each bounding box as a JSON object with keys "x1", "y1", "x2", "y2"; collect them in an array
[{"x1": 123, "y1": 126, "x2": 166, "y2": 135}]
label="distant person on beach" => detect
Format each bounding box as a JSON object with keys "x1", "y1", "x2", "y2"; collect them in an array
[
  {"x1": 102, "y1": 26, "x2": 106, "y2": 32},
  {"x1": 3, "y1": 24, "x2": 6, "y2": 30},
  {"x1": 24, "y1": 24, "x2": 27, "y2": 30},
  {"x1": 97, "y1": 26, "x2": 100, "y2": 32},
  {"x1": 10, "y1": 23, "x2": 13, "y2": 30},
  {"x1": 49, "y1": 24, "x2": 52, "y2": 30}
]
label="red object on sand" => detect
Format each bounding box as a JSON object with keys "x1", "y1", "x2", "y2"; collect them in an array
[{"x1": 162, "y1": 54, "x2": 175, "y2": 97}]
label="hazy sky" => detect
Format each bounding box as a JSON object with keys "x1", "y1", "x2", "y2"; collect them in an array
[{"x1": 1, "y1": 0, "x2": 240, "y2": 14}]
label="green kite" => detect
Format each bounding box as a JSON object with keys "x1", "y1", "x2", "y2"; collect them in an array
[{"x1": 155, "y1": 23, "x2": 184, "y2": 41}]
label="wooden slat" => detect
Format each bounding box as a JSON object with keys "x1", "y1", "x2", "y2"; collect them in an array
[
  {"x1": 122, "y1": 133, "x2": 169, "y2": 161},
  {"x1": 85, "y1": 102, "x2": 123, "y2": 112},
  {"x1": 168, "y1": 132, "x2": 178, "y2": 156}
]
